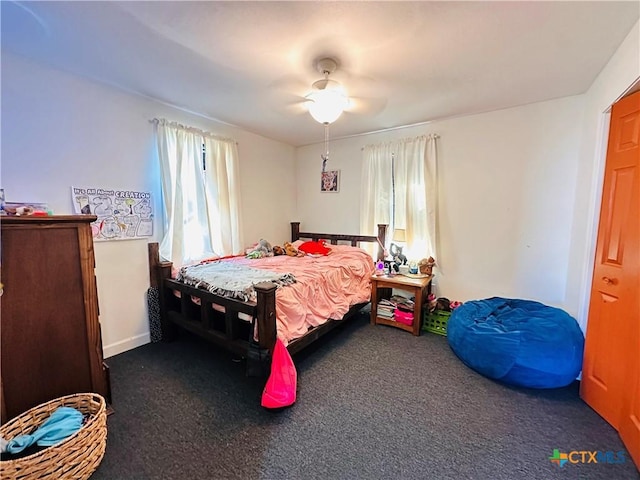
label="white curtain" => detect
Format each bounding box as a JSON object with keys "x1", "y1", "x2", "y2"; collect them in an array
[
  {"x1": 360, "y1": 142, "x2": 394, "y2": 238},
  {"x1": 360, "y1": 134, "x2": 439, "y2": 261},
  {"x1": 155, "y1": 119, "x2": 244, "y2": 268}
]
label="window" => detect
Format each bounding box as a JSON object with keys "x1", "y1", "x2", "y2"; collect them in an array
[
  {"x1": 154, "y1": 119, "x2": 244, "y2": 268},
  {"x1": 360, "y1": 134, "x2": 439, "y2": 260}
]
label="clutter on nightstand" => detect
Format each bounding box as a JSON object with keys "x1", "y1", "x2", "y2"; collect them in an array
[{"x1": 418, "y1": 256, "x2": 436, "y2": 275}]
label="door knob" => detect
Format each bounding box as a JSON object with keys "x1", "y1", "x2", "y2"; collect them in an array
[{"x1": 602, "y1": 276, "x2": 618, "y2": 285}]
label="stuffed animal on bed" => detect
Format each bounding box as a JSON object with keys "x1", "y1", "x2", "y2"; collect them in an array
[
  {"x1": 272, "y1": 242, "x2": 304, "y2": 257},
  {"x1": 246, "y1": 239, "x2": 273, "y2": 259},
  {"x1": 284, "y1": 242, "x2": 303, "y2": 257}
]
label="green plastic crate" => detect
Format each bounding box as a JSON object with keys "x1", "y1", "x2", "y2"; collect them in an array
[{"x1": 422, "y1": 310, "x2": 451, "y2": 336}]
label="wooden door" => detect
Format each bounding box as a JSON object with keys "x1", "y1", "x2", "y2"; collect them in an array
[
  {"x1": 580, "y1": 90, "x2": 640, "y2": 466},
  {"x1": 619, "y1": 350, "x2": 640, "y2": 468}
]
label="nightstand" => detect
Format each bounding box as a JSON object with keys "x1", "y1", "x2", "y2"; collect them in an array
[{"x1": 370, "y1": 274, "x2": 432, "y2": 336}]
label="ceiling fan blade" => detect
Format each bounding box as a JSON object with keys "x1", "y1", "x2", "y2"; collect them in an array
[
  {"x1": 272, "y1": 93, "x2": 310, "y2": 116},
  {"x1": 345, "y1": 95, "x2": 387, "y2": 116},
  {"x1": 268, "y1": 74, "x2": 309, "y2": 94},
  {"x1": 283, "y1": 101, "x2": 310, "y2": 116},
  {"x1": 267, "y1": 74, "x2": 313, "y2": 117}
]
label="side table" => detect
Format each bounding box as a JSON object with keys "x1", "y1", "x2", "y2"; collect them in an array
[{"x1": 370, "y1": 274, "x2": 432, "y2": 336}]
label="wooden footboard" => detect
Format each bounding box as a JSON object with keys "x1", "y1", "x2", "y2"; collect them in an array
[
  {"x1": 148, "y1": 222, "x2": 387, "y2": 358},
  {"x1": 148, "y1": 243, "x2": 277, "y2": 357}
]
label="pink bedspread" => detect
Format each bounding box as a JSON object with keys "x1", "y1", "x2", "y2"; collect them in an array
[{"x1": 223, "y1": 245, "x2": 374, "y2": 344}]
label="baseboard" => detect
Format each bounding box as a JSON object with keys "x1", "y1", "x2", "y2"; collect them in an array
[{"x1": 103, "y1": 333, "x2": 150, "y2": 358}]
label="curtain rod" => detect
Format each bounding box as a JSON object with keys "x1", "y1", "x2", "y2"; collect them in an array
[
  {"x1": 149, "y1": 118, "x2": 238, "y2": 145},
  {"x1": 361, "y1": 133, "x2": 440, "y2": 151}
]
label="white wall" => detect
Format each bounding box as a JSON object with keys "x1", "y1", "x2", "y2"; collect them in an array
[
  {"x1": 566, "y1": 19, "x2": 640, "y2": 330},
  {"x1": 1, "y1": 53, "x2": 296, "y2": 357},
  {"x1": 297, "y1": 96, "x2": 584, "y2": 312}
]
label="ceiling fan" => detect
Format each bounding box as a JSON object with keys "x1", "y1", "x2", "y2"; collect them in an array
[
  {"x1": 305, "y1": 57, "x2": 350, "y2": 125},
  {"x1": 274, "y1": 56, "x2": 386, "y2": 123},
  {"x1": 301, "y1": 57, "x2": 386, "y2": 168}
]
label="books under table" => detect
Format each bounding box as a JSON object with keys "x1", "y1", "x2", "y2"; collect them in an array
[
  {"x1": 378, "y1": 295, "x2": 415, "y2": 322},
  {"x1": 377, "y1": 307, "x2": 395, "y2": 318},
  {"x1": 378, "y1": 295, "x2": 414, "y2": 310}
]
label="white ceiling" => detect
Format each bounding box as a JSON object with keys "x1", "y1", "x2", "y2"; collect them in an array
[{"x1": 2, "y1": 1, "x2": 638, "y2": 146}]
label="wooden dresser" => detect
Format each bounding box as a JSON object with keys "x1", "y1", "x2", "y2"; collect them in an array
[{"x1": 0, "y1": 215, "x2": 111, "y2": 422}]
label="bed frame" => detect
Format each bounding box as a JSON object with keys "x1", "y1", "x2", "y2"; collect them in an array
[{"x1": 148, "y1": 222, "x2": 387, "y2": 357}]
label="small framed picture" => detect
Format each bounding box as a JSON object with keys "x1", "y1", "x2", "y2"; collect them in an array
[{"x1": 321, "y1": 170, "x2": 340, "y2": 193}]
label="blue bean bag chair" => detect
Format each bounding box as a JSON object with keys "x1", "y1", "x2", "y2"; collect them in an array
[{"x1": 447, "y1": 297, "x2": 584, "y2": 388}]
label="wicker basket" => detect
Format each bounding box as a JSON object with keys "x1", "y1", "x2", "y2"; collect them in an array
[{"x1": 0, "y1": 393, "x2": 107, "y2": 480}]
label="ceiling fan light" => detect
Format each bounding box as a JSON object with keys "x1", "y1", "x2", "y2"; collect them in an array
[{"x1": 306, "y1": 89, "x2": 349, "y2": 124}]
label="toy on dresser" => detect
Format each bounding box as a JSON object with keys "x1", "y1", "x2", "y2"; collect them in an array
[
  {"x1": 389, "y1": 243, "x2": 407, "y2": 272},
  {"x1": 418, "y1": 256, "x2": 436, "y2": 275}
]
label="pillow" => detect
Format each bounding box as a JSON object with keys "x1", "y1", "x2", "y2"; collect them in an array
[{"x1": 298, "y1": 240, "x2": 332, "y2": 256}]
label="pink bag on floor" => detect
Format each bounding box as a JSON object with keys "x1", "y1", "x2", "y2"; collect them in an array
[{"x1": 261, "y1": 338, "x2": 297, "y2": 409}]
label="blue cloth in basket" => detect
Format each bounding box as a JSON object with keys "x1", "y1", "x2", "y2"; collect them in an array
[
  {"x1": 6, "y1": 406, "x2": 83, "y2": 454},
  {"x1": 446, "y1": 297, "x2": 584, "y2": 388}
]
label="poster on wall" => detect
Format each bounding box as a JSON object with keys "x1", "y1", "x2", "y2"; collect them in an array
[
  {"x1": 321, "y1": 170, "x2": 340, "y2": 193},
  {"x1": 71, "y1": 186, "x2": 153, "y2": 241}
]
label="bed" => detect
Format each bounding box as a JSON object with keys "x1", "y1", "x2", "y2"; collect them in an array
[{"x1": 148, "y1": 222, "x2": 387, "y2": 357}]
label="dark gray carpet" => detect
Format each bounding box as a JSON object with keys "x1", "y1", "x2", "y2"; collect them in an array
[{"x1": 93, "y1": 312, "x2": 639, "y2": 480}]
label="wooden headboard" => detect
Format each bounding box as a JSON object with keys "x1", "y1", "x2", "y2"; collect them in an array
[{"x1": 290, "y1": 222, "x2": 387, "y2": 261}]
